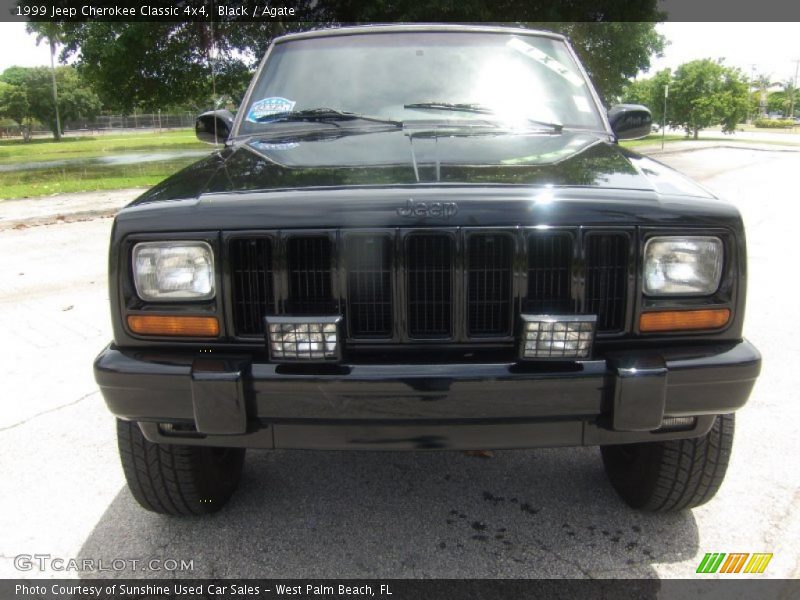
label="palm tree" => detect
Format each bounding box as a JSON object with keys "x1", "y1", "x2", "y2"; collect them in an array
[
  {"x1": 753, "y1": 74, "x2": 773, "y2": 119},
  {"x1": 28, "y1": 23, "x2": 63, "y2": 141}
]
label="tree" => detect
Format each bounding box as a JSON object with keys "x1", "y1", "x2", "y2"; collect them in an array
[
  {"x1": 668, "y1": 59, "x2": 749, "y2": 139},
  {"x1": 31, "y1": 22, "x2": 285, "y2": 113},
  {"x1": 621, "y1": 78, "x2": 653, "y2": 107},
  {"x1": 33, "y1": 4, "x2": 665, "y2": 112},
  {"x1": 0, "y1": 81, "x2": 32, "y2": 140},
  {"x1": 767, "y1": 91, "x2": 787, "y2": 116},
  {"x1": 748, "y1": 90, "x2": 761, "y2": 120},
  {"x1": 0, "y1": 66, "x2": 102, "y2": 140},
  {"x1": 621, "y1": 68, "x2": 671, "y2": 124},
  {"x1": 781, "y1": 80, "x2": 798, "y2": 118}
]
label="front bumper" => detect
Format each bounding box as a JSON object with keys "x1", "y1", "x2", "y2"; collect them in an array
[{"x1": 93, "y1": 341, "x2": 760, "y2": 450}]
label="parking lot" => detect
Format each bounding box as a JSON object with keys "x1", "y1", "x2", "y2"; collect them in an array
[{"x1": 1, "y1": 144, "x2": 798, "y2": 579}]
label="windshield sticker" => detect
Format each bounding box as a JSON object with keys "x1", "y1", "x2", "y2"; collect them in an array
[
  {"x1": 573, "y1": 95, "x2": 592, "y2": 113},
  {"x1": 246, "y1": 97, "x2": 296, "y2": 122},
  {"x1": 506, "y1": 38, "x2": 585, "y2": 87}
]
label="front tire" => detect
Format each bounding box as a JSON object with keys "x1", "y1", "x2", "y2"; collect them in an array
[
  {"x1": 116, "y1": 419, "x2": 245, "y2": 516},
  {"x1": 601, "y1": 414, "x2": 734, "y2": 512}
]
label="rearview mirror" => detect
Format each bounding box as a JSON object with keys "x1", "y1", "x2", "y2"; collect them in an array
[
  {"x1": 608, "y1": 104, "x2": 652, "y2": 140},
  {"x1": 195, "y1": 110, "x2": 235, "y2": 144}
]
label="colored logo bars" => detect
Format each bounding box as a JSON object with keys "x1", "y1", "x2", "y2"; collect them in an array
[{"x1": 696, "y1": 553, "x2": 773, "y2": 574}]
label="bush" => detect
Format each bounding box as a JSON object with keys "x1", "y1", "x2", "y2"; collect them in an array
[{"x1": 754, "y1": 118, "x2": 796, "y2": 128}]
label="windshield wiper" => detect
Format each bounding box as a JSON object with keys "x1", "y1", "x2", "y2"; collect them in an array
[
  {"x1": 403, "y1": 102, "x2": 563, "y2": 132},
  {"x1": 254, "y1": 108, "x2": 402, "y2": 127}
]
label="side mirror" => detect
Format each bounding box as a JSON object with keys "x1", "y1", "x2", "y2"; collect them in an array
[
  {"x1": 608, "y1": 104, "x2": 652, "y2": 140},
  {"x1": 196, "y1": 110, "x2": 235, "y2": 144}
]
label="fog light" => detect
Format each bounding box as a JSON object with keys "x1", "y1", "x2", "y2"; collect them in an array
[
  {"x1": 520, "y1": 314, "x2": 596, "y2": 359},
  {"x1": 265, "y1": 316, "x2": 341, "y2": 361}
]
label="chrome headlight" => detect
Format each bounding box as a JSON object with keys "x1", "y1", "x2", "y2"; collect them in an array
[
  {"x1": 132, "y1": 241, "x2": 215, "y2": 301},
  {"x1": 643, "y1": 236, "x2": 723, "y2": 296}
]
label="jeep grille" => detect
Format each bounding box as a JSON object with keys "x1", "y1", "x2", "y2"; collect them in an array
[{"x1": 228, "y1": 228, "x2": 631, "y2": 342}]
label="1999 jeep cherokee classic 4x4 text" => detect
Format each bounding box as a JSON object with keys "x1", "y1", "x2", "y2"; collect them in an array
[{"x1": 94, "y1": 25, "x2": 761, "y2": 516}]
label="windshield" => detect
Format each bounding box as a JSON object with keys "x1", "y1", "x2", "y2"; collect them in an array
[{"x1": 236, "y1": 31, "x2": 605, "y2": 135}]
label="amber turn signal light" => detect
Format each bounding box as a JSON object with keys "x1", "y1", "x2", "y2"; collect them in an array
[
  {"x1": 639, "y1": 309, "x2": 730, "y2": 333},
  {"x1": 127, "y1": 315, "x2": 220, "y2": 337}
]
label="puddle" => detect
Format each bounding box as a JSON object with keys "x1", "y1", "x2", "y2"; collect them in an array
[{"x1": 0, "y1": 150, "x2": 211, "y2": 172}]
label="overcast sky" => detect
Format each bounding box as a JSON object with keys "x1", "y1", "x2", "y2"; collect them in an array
[
  {"x1": 647, "y1": 22, "x2": 800, "y2": 83},
  {"x1": 0, "y1": 21, "x2": 798, "y2": 83}
]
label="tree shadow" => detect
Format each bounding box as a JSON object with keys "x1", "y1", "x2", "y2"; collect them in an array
[{"x1": 77, "y1": 447, "x2": 698, "y2": 584}]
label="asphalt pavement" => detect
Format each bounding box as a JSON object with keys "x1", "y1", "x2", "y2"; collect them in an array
[{"x1": 1, "y1": 144, "x2": 798, "y2": 580}]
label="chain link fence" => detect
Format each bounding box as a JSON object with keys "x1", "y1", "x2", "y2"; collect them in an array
[{"x1": 1, "y1": 112, "x2": 199, "y2": 139}]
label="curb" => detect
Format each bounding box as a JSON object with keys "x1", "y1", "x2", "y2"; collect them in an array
[
  {"x1": 634, "y1": 143, "x2": 800, "y2": 157},
  {"x1": 1, "y1": 208, "x2": 119, "y2": 231},
  {"x1": 0, "y1": 188, "x2": 143, "y2": 230}
]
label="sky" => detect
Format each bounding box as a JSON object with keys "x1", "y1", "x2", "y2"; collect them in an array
[
  {"x1": 646, "y1": 22, "x2": 800, "y2": 84},
  {"x1": 0, "y1": 21, "x2": 798, "y2": 84}
]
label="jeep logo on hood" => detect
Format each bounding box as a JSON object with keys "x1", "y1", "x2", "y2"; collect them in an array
[{"x1": 397, "y1": 199, "x2": 458, "y2": 218}]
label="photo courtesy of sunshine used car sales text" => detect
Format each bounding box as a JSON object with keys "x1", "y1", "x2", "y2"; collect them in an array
[{"x1": 14, "y1": 583, "x2": 391, "y2": 597}]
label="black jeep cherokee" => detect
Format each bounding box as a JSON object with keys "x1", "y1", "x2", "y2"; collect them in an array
[{"x1": 94, "y1": 25, "x2": 761, "y2": 516}]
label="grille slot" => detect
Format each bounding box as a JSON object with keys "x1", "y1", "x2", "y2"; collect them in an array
[
  {"x1": 406, "y1": 234, "x2": 453, "y2": 338},
  {"x1": 524, "y1": 232, "x2": 574, "y2": 314},
  {"x1": 230, "y1": 237, "x2": 274, "y2": 336},
  {"x1": 585, "y1": 233, "x2": 629, "y2": 332},
  {"x1": 346, "y1": 235, "x2": 393, "y2": 338},
  {"x1": 467, "y1": 234, "x2": 513, "y2": 336},
  {"x1": 287, "y1": 236, "x2": 336, "y2": 315}
]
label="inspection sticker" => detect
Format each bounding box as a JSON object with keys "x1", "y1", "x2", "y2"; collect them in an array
[{"x1": 246, "y1": 97, "x2": 296, "y2": 122}]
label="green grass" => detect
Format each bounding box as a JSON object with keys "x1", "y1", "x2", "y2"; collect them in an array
[
  {"x1": 621, "y1": 132, "x2": 800, "y2": 149},
  {"x1": 619, "y1": 134, "x2": 687, "y2": 148},
  {"x1": 0, "y1": 129, "x2": 207, "y2": 164},
  {"x1": 734, "y1": 124, "x2": 800, "y2": 133},
  {"x1": 0, "y1": 157, "x2": 203, "y2": 199},
  {"x1": 0, "y1": 129, "x2": 212, "y2": 199}
]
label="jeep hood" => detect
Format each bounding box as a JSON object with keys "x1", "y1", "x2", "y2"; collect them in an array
[{"x1": 130, "y1": 128, "x2": 715, "y2": 206}]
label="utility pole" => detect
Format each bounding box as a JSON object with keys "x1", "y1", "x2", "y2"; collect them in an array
[
  {"x1": 791, "y1": 59, "x2": 799, "y2": 120},
  {"x1": 748, "y1": 64, "x2": 757, "y2": 124},
  {"x1": 662, "y1": 84, "x2": 668, "y2": 150}
]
